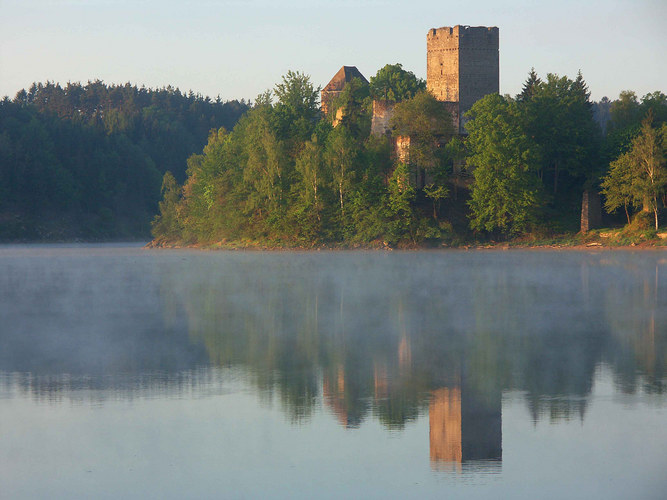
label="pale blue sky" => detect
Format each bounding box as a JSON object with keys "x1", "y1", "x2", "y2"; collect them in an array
[{"x1": 1, "y1": 0, "x2": 665, "y2": 102}]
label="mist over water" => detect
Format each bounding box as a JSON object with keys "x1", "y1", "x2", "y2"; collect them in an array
[{"x1": 0, "y1": 245, "x2": 665, "y2": 498}]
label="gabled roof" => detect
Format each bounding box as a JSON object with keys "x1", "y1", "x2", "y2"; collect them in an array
[{"x1": 322, "y1": 66, "x2": 368, "y2": 92}]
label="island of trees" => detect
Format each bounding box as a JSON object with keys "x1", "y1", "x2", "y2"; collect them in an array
[{"x1": 151, "y1": 66, "x2": 667, "y2": 248}]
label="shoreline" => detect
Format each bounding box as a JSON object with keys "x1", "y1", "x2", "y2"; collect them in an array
[{"x1": 146, "y1": 239, "x2": 667, "y2": 252}]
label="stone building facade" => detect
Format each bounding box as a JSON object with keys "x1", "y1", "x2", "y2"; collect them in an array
[{"x1": 427, "y1": 25, "x2": 499, "y2": 133}]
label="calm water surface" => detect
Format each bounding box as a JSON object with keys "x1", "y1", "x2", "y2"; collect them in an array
[{"x1": 0, "y1": 244, "x2": 665, "y2": 499}]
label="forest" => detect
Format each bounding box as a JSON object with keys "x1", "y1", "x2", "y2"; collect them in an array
[
  {"x1": 1, "y1": 69, "x2": 665, "y2": 246},
  {"x1": 0, "y1": 81, "x2": 248, "y2": 240},
  {"x1": 151, "y1": 66, "x2": 667, "y2": 247}
]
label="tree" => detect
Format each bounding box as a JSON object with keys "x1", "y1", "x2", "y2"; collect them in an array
[
  {"x1": 274, "y1": 71, "x2": 319, "y2": 117},
  {"x1": 520, "y1": 73, "x2": 600, "y2": 197},
  {"x1": 388, "y1": 163, "x2": 417, "y2": 240},
  {"x1": 517, "y1": 68, "x2": 541, "y2": 102},
  {"x1": 390, "y1": 91, "x2": 454, "y2": 186},
  {"x1": 293, "y1": 136, "x2": 326, "y2": 236},
  {"x1": 630, "y1": 119, "x2": 665, "y2": 229},
  {"x1": 325, "y1": 125, "x2": 359, "y2": 221},
  {"x1": 608, "y1": 91, "x2": 640, "y2": 134},
  {"x1": 603, "y1": 90, "x2": 667, "y2": 170},
  {"x1": 295, "y1": 138, "x2": 323, "y2": 208},
  {"x1": 600, "y1": 153, "x2": 634, "y2": 224},
  {"x1": 273, "y1": 71, "x2": 320, "y2": 152},
  {"x1": 369, "y1": 64, "x2": 425, "y2": 103},
  {"x1": 328, "y1": 77, "x2": 371, "y2": 139},
  {"x1": 423, "y1": 183, "x2": 448, "y2": 220},
  {"x1": 466, "y1": 94, "x2": 543, "y2": 235},
  {"x1": 601, "y1": 117, "x2": 667, "y2": 230},
  {"x1": 442, "y1": 135, "x2": 467, "y2": 200},
  {"x1": 151, "y1": 171, "x2": 182, "y2": 240},
  {"x1": 592, "y1": 96, "x2": 612, "y2": 133},
  {"x1": 241, "y1": 108, "x2": 287, "y2": 217},
  {"x1": 639, "y1": 91, "x2": 667, "y2": 125}
]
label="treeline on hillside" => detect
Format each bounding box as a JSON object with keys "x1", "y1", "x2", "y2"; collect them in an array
[{"x1": 0, "y1": 81, "x2": 248, "y2": 240}]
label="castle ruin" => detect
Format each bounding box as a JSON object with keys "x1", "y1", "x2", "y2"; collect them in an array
[
  {"x1": 427, "y1": 25, "x2": 499, "y2": 133},
  {"x1": 322, "y1": 26, "x2": 499, "y2": 136},
  {"x1": 321, "y1": 66, "x2": 368, "y2": 116}
]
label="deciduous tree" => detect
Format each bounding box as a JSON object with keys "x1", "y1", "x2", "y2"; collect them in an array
[
  {"x1": 466, "y1": 94, "x2": 543, "y2": 235},
  {"x1": 369, "y1": 64, "x2": 425, "y2": 103}
]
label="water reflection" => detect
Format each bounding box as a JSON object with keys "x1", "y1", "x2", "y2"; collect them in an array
[
  {"x1": 0, "y1": 247, "x2": 666, "y2": 477},
  {"x1": 429, "y1": 380, "x2": 502, "y2": 472}
]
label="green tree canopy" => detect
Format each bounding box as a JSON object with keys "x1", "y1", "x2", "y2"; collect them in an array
[
  {"x1": 466, "y1": 94, "x2": 543, "y2": 236},
  {"x1": 369, "y1": 64, "x2": 426, "y2": 103},
  {"x1": 604, "y1": 91, "x2": 667, "y2": 162},
  {"x1": 390, "y1": 91, "x2": 455, "y2": 183},
  {"x1": 602, "y1": 117, "x2": 667, "y2": 230},
  {"x1": 0, "y1": 81, "x2": 248, "y2": 240},
  {"x1": 517, "y1": 68, "x2": 541, "y2": 102},
  {"x1": 273, "y1": 71, "x2": 321, "y2": 151},
  {"x1": 328, "y1": 77, "x2": 371, "y2": 138},
  {"x1": 520, "y1": 72, "x2": 600, "y2": 197}
]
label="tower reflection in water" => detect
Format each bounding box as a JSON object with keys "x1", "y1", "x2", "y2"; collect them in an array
[{"x1": 429, "y1": 380, "x2": 502, "y2": 472}]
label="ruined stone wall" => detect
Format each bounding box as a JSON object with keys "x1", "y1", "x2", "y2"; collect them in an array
[
  {"x1": 331, "y1": 106, "x2": 345, "y2": 127},
  {"x1": 581, "y1": 190, "x2": 602, "y2": 232},
  {"x1": 370, "y1": 99, "x2": 395, "y2": 137},
  {"x1": 321, "y1": 90, "x2": 342, "y2": 116},
  {"x1": 395, "y1": 135, "x2": 411, "y2": 165}
]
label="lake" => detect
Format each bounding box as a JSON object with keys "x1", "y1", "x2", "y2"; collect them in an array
[{"x1": 0, "y1": 244, "x2": 665, "y2": 499}]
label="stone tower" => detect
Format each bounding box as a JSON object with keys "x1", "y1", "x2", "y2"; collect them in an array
[{"x1": 427, "y1": 25, "x2": 499, "y2": 133}]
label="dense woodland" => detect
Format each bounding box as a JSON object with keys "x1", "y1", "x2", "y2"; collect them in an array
[
  {"x1": 0, "y1": 81, "x2": 248, "y2": 240},
  {"x1": 1, "y1": 69, "x2": 665, "y2": 245},
  {"x1": 152, "y1": 66, "x2": 667, "y2": 247}
]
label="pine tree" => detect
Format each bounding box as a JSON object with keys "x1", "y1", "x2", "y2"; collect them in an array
[{"x1": 518, "y1": 68, "x2": 541, "y2": 102}]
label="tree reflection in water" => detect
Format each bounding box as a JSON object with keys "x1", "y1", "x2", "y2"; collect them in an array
[
  {"x1": 0, "y1": 250, "x2": 664, "y2": 472},
  {"x1": 158, "y1": 251, "x2": 665, "y2": 469}
]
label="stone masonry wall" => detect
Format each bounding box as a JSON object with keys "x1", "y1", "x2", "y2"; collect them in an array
[
  {"x1": 580, "y1": 190, "x2": 602, "y2": 232},
  {"x1": 427, "y1": 27, "x2": 460, "y2": 102},
  {"x1": 427, "y1": 26, "x2": 499, "y2": 133},
  {"x1": 458, "y1": 26, "x2": 499, "y2": 131},
  {"x1": 370, "y1": 99, "x2": 396, "y2": 137}
]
